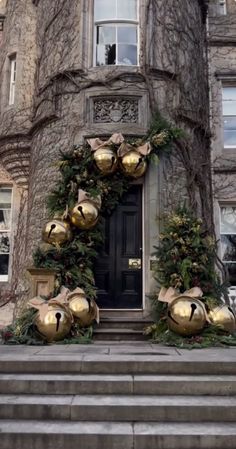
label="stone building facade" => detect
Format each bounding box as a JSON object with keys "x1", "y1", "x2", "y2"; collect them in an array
[
  {"x1": 0, "y1": 0, "x2": 210, "y2": 322},
  {"x1": 209, "y1": 0, "x2": 236, "y2": 302}
]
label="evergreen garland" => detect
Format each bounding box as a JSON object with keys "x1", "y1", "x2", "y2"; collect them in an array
[
  {"x1": 152, "y1": 206, "x2": 225, "y2": 298},
  {"x1": 33, "y1": 113, "x2": 181, "y2": 299},
  {"x1": 147, "y1": 206, "x2": 235, "y2": 347}
]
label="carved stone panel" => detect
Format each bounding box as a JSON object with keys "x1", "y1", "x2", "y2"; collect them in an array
[{"x1": 93, "y1": 97, "x2": 139, "y2": 124}]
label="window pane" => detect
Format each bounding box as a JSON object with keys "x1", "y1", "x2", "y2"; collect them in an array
[
  {"x1": 224, "y1": 116, "x2": 236, "y2": 130},
  {"x1": 0, "y1": 254, "x2": 9, "y2": 275},
  {"x1": 223, "y1": 88, "x2": 236, "y2": 115},
  {"x1": 0, "y1": 188, "x2": 12, "y2": 209},
  {"x1": 221, "y1": 207, "x2": 236, "y2": 233},
  {"x1": 223, "y1": 101, "x2": 236, "y2": 116},
  {"x1": 117, "y1": 0, "x2": 137, "y2": 19},
  {"x1": 221, "y1": 235, "x2": 236, "y2": 261},
  {"x1": 94, "y1": 0, "x2": 116, "y2": 20},
  {"x1": 117, "y1": 26, "x2": 137, "y2": 44},
  {"x1": 97, "y1": 26, "x2": 116, "y2": 45},
  {"x1": 223, "y1": 87, "x2": 236, "y2": 101},
  {"x1": 0, "y1": 210, "x2": 11, "y2": 230},
  {"x1": 0, "y1": 233, "x2": 10, "y2": 254},
  {"x1": 96, "y1": 44, "x2": 116, "y2": 65},
  {"x1": 224, "y1": 130, "x2": 236, "y2": 147},
  {"x1": 117, "y1": 44, "x2": 137, "y2": 65}
]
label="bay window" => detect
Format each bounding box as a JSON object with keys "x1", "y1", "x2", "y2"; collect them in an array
[{"x1": 94, "y1": 0, "x2": 139, "y2": 66}]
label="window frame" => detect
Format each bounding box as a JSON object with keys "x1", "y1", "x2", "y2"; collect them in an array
[
  {"x1": 222, "y1": 86, "x2": 236, "y2": 149},
  {"x1": 220, "y1": 205, "x2": 236, "y2": 289},
  {"x1": 218, "y1": 0, "x2": 227, "y2": 15},
  {"x1": 0, "y1": 186, "x2": 13, "y2": 282},
  {"x1": 93, "y1": 0, "x2": 139, "y2": 67},
  {"x1": 9, "y1": 54, "x2": 16, "y2": 106}
]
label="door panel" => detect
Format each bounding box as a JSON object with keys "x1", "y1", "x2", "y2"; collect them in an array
[{"x1": 94, "y1": 185, "x2": 142, "y2": 309}]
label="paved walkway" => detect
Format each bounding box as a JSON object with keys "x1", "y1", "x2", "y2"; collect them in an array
[{"x1": 0, "y1": 342, "x2": 235, "y2": 363}]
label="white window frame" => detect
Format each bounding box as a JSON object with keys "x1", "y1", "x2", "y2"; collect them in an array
[
  {"x1": 93, "y1": 0, "x2": 139, "y2": 67},
  {"x1": 9, "y1": 55, "x2": 16, "y2": 105},
  {"x1": 222, "y1": 86, "x2": 236, "y2": 149},
  {"x1": 220, "y1": 205, "x2": 236, "y2": 290},
  {"x1": 0, "y1": 187, "x2": 12, "y2": 282}
]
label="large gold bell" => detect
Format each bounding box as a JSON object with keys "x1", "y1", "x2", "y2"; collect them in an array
[
  {"x1": 168, "y1": 297, "x2": 206, "y2": 336},
  {"x1": 70, "y1": 201, "x2": 99, "y2": 230},
  {"x1": 78, "y1": 299, "x2": 98, "y2": 327},
  {"x1": 35, "y1": 304, "x2": 72, "y2": 342},
  {"x1": 208, "y1": 304, "x2": 236, "y2": 334},
  {"x1": 120, "y1": 150, "x2": 147, "y2": 178},
  {"x1": 68, "y1": 292, "x2": 89, "y2": 319},
  {"x1": 94, "y1": 147, "x2": 118, "y2": 175},
  {"x1": 42, "y1": 219, "x2": 72, "y2": 246}
]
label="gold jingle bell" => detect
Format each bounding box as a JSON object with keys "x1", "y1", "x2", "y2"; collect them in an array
[
  {"x1": 70, "y1": 201, "x2": 99, "y2": 230},
  {"x1": 168, "y1": 297, "x2": 206, "y2": 336},
  {"x1": 42, "y1": 219, "x2": 72, "y2": 245},
  {"x1": 78, "y1": 298, "x2": 98, "y2": 327},
  {"x1": 68, "y1": 292, "x2": 89, "y2": 320},
  {"x1": 120, "y1": 150, "x2": 147, "y2": 178},
  {"x1": 94, "y1": 147, "x2": 118, "y2": 175},
  {"x1": 208, "y1": 304, "x2": 236, "y2": 334},
  {"x1": 35, "y1": 304, "x2": 72, "y2": 342}
]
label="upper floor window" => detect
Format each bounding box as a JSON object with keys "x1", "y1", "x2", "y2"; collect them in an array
[
  {"x1": 9, "y1": 54, "x2": 16, "y2": 105},
  {"x1": 0, "y1": 187, "x2": 12, "y2": 282},
  {"x1": 222, "y1": 87, "x2": 236, "y2": 148},
  {"x1": 94, "y1": 0, "x2": 138, "y2": 66},
  {"x1": 218, "y1": 0, "x2": 227, "y2": 15}
]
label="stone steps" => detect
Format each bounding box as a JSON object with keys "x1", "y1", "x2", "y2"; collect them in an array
[
  {"x1": 0, "y1": 420, "x2": 235, "y2": 449},
  {"x1": 93, "y1": 315, "x2": 152, "y2": 340},
  {"x1": 1, "y1": 355, "x2": 236, "y2": 374},
  {"x1": 0, "y1": 394, "x2": 235, "y2": 422},
  {"x1": 0, "y1": 373, "x2": 235, "y2": 395},
  {"x1": 98, "y1": 317, "x2": 153, "y2": 330},
  {"x1": 93, "y1": 327, "x2": 148, "y2": 341},
  {"x1": 0, "y1": 348, "x2": 235, "y2": 448}
]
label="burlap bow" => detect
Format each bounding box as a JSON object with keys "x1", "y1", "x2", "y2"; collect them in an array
[
  {"x1": 28, "y1": 286, "x2": 74, "y2": 321},
  {"x1": 158, "y1": 286, "x2": 209, "y2": 321},
  {"x1": 117, "y1": 142, "x2": 152, "y2": 158},
  {"x1": 87, "y1": 133, "x2": 124, "y2": 151},
  {"x1": 78, "y1": 189, "x2": 102, "y2": 210},
  {"x1": 158, "y1": 286, "x2": 203, "y2": 304}
]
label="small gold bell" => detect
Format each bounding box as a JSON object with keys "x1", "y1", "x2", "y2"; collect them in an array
[
  {"x1": 94, "y1": 147, "x2": 118, "y2": 175},
  {"x1": 208, "y1": 304, "x2": 236, "y2": 334},
  {"x1": 42, "y1": 219, "x2": 72, "y2": 245},
  {"x1": 35, "y1": 304, "x2": 72, "y2": 342},
  {"x1": 70, "y1": 201, "x2": 99, "y2": 230},
  {"x1": 120, "y1": 150, "x2": 147, "y2": 178},
  {"x1": 168, "y1": 297, "x2": 206, "y2": 336}
]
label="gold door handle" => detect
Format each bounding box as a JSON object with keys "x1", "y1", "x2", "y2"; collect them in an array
[{"x1": 128, "y1": 258, "x2": 142, "y2": 269}]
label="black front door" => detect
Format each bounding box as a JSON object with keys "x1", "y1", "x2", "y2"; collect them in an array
[{"x1": 94, "y1": 185, "x2": 143, "y2": 309}]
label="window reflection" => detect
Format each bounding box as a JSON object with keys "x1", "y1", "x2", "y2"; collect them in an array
[{"x1": 96, "y1": 25, "x2": 137, "y2": 66}]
